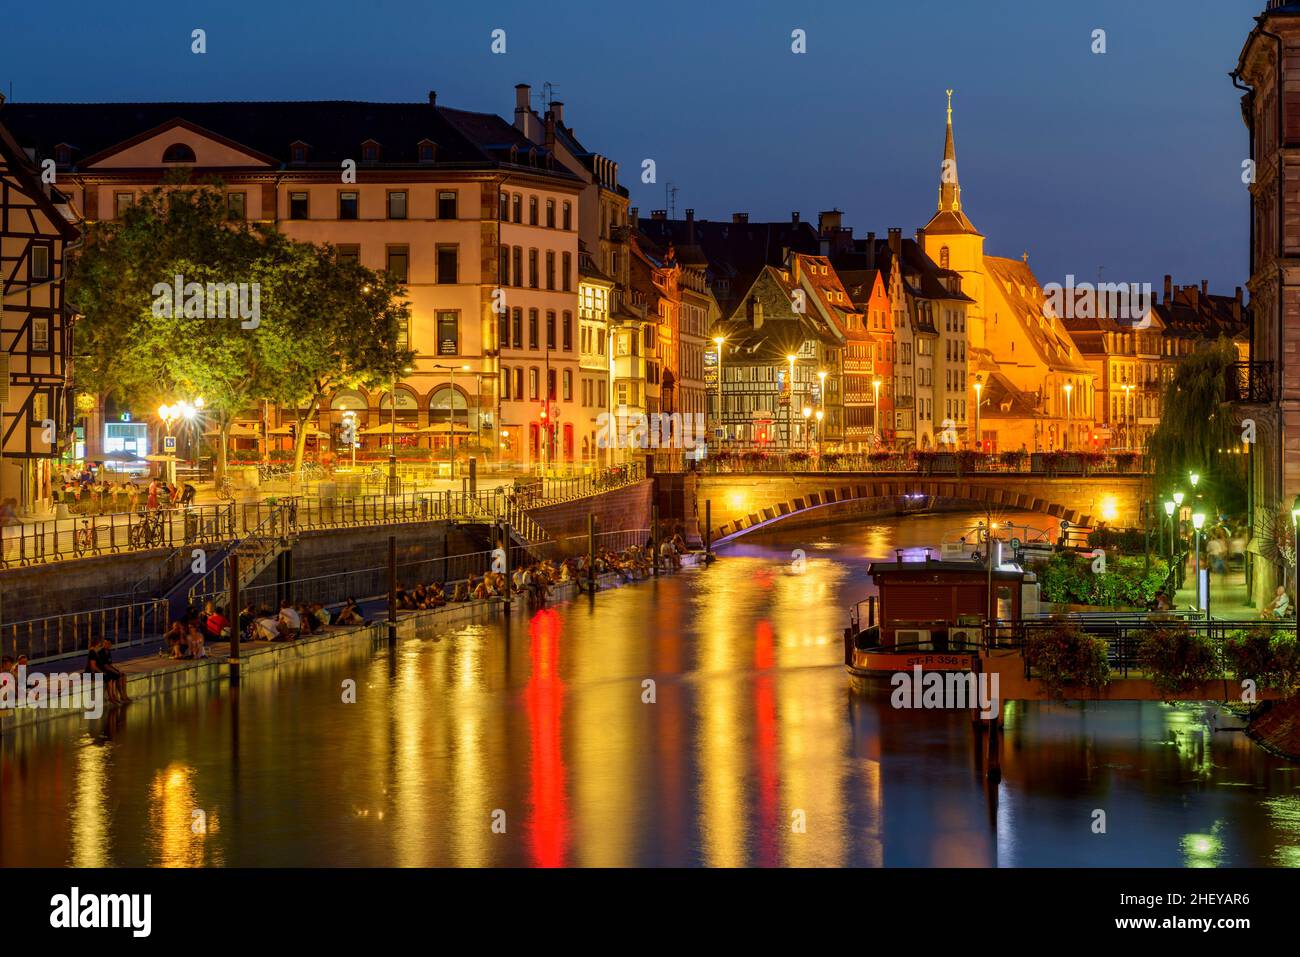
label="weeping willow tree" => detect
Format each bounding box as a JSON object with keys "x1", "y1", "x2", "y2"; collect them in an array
[{"x1": 1145, "y1": 338, "x2": 1247, "y2": 516}]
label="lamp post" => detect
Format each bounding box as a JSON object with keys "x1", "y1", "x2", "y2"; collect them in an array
[
  {"x1": 817, "y1": 369, "x2": 827, "y2": 450},
  {"x1": 713, "y1": 335, "x2": 726, "y2": 449},
  {"x1": 1120, "y1": 383, "x2": 1133, "y2": 450},
  {"x1": 1164, "y1": 499, "x2": 1175, "y2": 559},
  {"x1": 786, "y1": 354, "x2": 797, "y2": 454},
  {"x1": 815, "y1": 408, "x2": 824, "y2": 458},
  {"x1": 802, "y1": 406, "x2": 812, "y2": 451},
  {"x1": 1063, "y1": 382, "x2": 1073, "y2": 451},
  {"x1": 872, "y1": 376, "x2": 883, "y2": 449},
  {"x1": 1193, "y1": 511, "x2": 1206, "y2": 615},
  {"x1": 1292, "y1": 495, "x2": 1300, "y2": 632},
  {"x1": 385, "y1": 365, "x2": 412, "y2": 496},
  {"x1": 973, "y1": 374, "x2": 983, "y2": 451},
  {"x1": 433, "y1": 363, "x2": 472, "y2": 480}
]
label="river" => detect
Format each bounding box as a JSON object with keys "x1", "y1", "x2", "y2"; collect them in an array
[{"x1": 3, "y1": 510, "x2": 1300, "y2": 867}]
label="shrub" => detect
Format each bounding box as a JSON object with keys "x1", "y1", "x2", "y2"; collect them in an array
[
  {"x1": 1023, "y1": 618, "x2": 1111, "y2": 699},
  {"x1": 1139, "y1": 624, "x2": 1219, "y2": 697},
  {"x1": 789, "y1": 450, "x2": 811, "y2": 463},
  {"x1": 1086, "y1": 527, "x2": 1146, "y2": 555},
  {"x1": 1223, "y1": 626, "x2": 1273, "y2": 684},
  {"x1": 1038, "y1": 552, "x2": 1168, "y2": 608},
  {"x1": 999, "y1": 450, "x2": 1027, "y2": 469}
]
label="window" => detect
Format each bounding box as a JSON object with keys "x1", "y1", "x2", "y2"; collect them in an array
[
  {"x1": 529, "y1": 249, "x2": 539, "y2": 288},
  {"x1": 437, "y1": 191, "x2": 457, "y2": 219},
  {"x1": 545, "y1": 251, "x2": 555, "y2": 290},
  {"x1": 499, "y1": 245, "x2": 510, "y2": 285},
  {"x1": 562, "y1": 311, "x2": 573, "y2": 351},
  {"x1": 386, "y1": 246, "x2": 409, "y2": 282},
  {"x1": 30, "y1": 245, "x2": 50, "y2": 281},
  {"x1": 546, "y1": 311, "x2": 556, "y2": 350},
  {"x1": 547, "y1": 369, "x2": 557, "y2": 400},
  {"x1": 501, "y1": 367, "x2": 511, "y2": 400},
  {"x1": 500, "y1": 191, "x2": 510, "y2": 221},
  {"x1": 512, "y1": 247, "x2": 523, "y2": 287},
  {"x1": 339, "y1": 191, "x2": 359, "y2": 220},
  {"x1": 529, "y1": 196, "x2": 538, "y2": 225},
  {"x1": 498, "y1": 309, "x2": 509, "y2": 351},
  {"x1": 546, "y1": 199, "x2": 555, "y2": 228},
  {"x1": 512, "y1": 308, "x2": 523, "y2": 349},
  {"x1": 114, "y1": 192, "x2": 133, "y2": 218},
  {"x1": 419, "y1": 141, "x2": 436, "y2": 164},
  {"x1": 289, "y1": 192, "x2": 309, "y2": 219},
  {"x1": 32, "y1": 390, "x2": 49, "y2": 424},
  {"x1": 291, "y1": 143, "x2": 308, "y2": 163},
  {"x1": 562, "y1": 201, "x2": 572, "y2": 231},
  {"x1": 31, "y1": 315, "x2": 50, "y2": 351},
  {"x1": 388, "y1": 191, "x2": 408, "y2": 219},
  {"x1": 162, "y1": 143, "x2": 196, "y2": 163},
  {"x1": 362, "y1": 142, "x2": 379, "y2": 163},
  {"x1": 512, "y1": 194, "x2": 522, "y2": 223},
  {"x1": 529, "y1": 368, "x2": 539, "y2": 400},
  {"x1": 529, "y1": 309, "x2": 539, "y2": 349},
  {"x1": 514, "y1": 368, "x2": 523, "y2": 399},
  {"x1": 563, "y1": 369, "x2": 572, "y2": 401},
  {"x1": 337, "y1": 244, "x2": 360, "y2": 264},
  {"x1": 436, "y1": 245, "x2": 458, "y2": 284},
  {"x1": 227, "y1": 192, "x2": 246, "y2": 219},
  {"x1": 562, "y1": 252, "x2": 572, "y2": 292},
  {"x1": 437, "y1": 311, "x2": 459, "y2": 355},
  {"x1": 395, "y1": 317, "x2": 410, "y2": 350}
]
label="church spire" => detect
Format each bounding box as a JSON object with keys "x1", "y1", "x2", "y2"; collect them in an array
[{"x1": 938, "y1": 88, "x2": 962, "y2": 214}]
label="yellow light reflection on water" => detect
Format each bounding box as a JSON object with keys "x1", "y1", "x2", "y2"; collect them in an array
[
  {"x1": 147, "y1": 762, "x2": 220, "y2": 867},
  {"x1": 1181, "y1": 826, "x2": 1223, "y2": 868},
  {"x1": 71, "y1": 740, "x2": 110, "y2": 868}
]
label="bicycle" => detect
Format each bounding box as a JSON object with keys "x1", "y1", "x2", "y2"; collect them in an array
[
  {"x1": 74, "y1": 519, "x2": 101, "y2": 552},
  {"x1": 128, "y1": 511, "x2": 166, "y2": 549},
  {"x1": 217, "y1": 476, "x2": 236, "y2": 502}
]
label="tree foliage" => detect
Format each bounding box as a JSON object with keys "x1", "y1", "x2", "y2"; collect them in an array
[
  {"x1": 67, "y1": 181, "x2": 411, "y2": 478},
  {"x1": 1145, "y1": 338, "x2": 1246, "y2": 514}
]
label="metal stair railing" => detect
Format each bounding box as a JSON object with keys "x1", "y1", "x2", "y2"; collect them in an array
[{"x1": 189, "y1": 500, "x2": 297, "y2": 607}]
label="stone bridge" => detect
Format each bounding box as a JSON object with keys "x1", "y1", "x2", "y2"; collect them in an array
[{"x1": 690, "y1": 471, "x2": 1150, "y2": 544}]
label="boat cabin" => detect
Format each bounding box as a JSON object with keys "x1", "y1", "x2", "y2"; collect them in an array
[{"x1": 862, "y1": 559, "x2": 1027, "y2": 651}]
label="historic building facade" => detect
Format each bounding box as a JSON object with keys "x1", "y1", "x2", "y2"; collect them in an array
[{"x1": 0, "y1": 105, "x2": 79, "y2": 511}]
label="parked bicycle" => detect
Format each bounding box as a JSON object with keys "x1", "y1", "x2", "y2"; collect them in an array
[
  {"x1": 74, "y1": 519, "x2": 102, "y2": 552},
  {"x1": 128, "y1": 511, "x2": 167, "y2": 549}
]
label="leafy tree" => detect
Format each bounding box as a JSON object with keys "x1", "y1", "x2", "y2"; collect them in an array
[
  {"x1": 1145, "y1": 338, "x2": 1246, "y2": 514},
  {"x1": 68, "y1": 181, "x2": 410, "y2": 480}
]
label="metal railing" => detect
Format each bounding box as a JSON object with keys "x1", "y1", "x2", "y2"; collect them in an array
[
  {"x1": 1226, "y1": 360, "x2": 1274, "y2": 404},
  {"x1": 691, "y1": 451, "x2": 1149, "y2": 476},
  {"x1": 0, "y1": 504, "x2": 238, "y2": 569},
  {"x1": 189, "y1": 500, "x2": 297, "y2": 606},
  {"x1": 2, "y1": 599, "x2": 169, "y2": 663}
]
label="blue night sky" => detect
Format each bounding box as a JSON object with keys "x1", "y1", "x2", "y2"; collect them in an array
[{"x1": 1, "y1": 0, "x2": 1265, "y2": 295}]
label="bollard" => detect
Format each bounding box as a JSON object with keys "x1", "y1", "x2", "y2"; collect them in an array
[
  {"x1": 469, "y1": 458, "x2": 477, "y2": 496},
  {"x1": 652, "y1": 504, "x2": 660, "y2": 578},
  {"x1": 228, "y1": 552, "x2": 241, "y2": 686},
  {"x1": 387, "y1": 535, "x2": 397, "y2": 644},
  {"x1": 500, "y1": 519, "x2": 513, "y2": 609},
  {"x1": 704, "y1": 499, "x2": 712, "y2": 558},
  {"x1": 588, "y1": 513, "x2": 597, "y2": 593}
]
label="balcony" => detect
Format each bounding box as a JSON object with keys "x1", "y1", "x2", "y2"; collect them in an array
[{"x1": 1225, "y1": 361, "x2": 1274, "y2": 404}]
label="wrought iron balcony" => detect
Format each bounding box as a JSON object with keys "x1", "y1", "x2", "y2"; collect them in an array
[{"x1": 1226, "y1": 361, "x2": 1275, "y2": 404}]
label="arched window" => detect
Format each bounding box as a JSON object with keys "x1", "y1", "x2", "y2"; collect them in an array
[
  {"x1": 429, "y1": 386, "x2": 473, "y2": 428},
  {"x1": 379, "y1": 388, "x2": 419, "y2": 425},
  {"x1": 940, "y1": 246, "x2": 950, "y2": 269},
  {"x1": 162, "y1": 143, "x2": 196, "y2": 163}
]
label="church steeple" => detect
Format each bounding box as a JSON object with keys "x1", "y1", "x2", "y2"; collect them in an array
[{"x1": 938, "y1": 88, "x2": 962, "y2": 214}]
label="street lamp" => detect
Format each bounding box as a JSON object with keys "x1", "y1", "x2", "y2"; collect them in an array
[
  {"x1": 1192, "y1": 511, "x2": 1206, "y2": 615},
  {"x1": 387, "y1": 364, "x2": 413, "y2": 496},
  {"x1": 973, "y1": 374, "x2": 983, "y2": 451},
  {"x1": 1063, "y1": 382, "x2": 1073, "y2": 450},
  {"x1": 802, "y1": 406, "x2": 812, "y2": 450},
  {"x1": 815, "y1": 408, "x2": 824, "y2": 458},
  {"x1": 872, "y1": 376, "x2": 883, "y2": 448},
  {"x1": 1164, "y1": 499, "x2": 1175, "y2": 559},
  {"x1": 713, "y1": 335, "x2": 727, "y2": 448},
  {"x1": 786, "y1": 354, "x2": 797, "y2": 454},
  {"x1": 1292, "y1": 495, "x2": 1300, "y2": 632}
]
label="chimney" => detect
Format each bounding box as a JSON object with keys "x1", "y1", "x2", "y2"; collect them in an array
[
  {"x1": 888, "y1": 227, "x2": 902, "y2": 260},
  {"x1": 551, "y1": 101, "x2": 564, "y2": 124},
  {"x1": 515, "y1": 83, "x2": 530, "y2": 112},
  {"x1": 686, "y1": 208, "x2": 695, "y2": 245},
  {"x1": 866, "y1": 231, "x2": 877, "y2": 268},
  {"x1": 790, "y1": 252, "x2": 799, "y2": 281},
  {"x1": 1163, "y1": 274, "x2": 1172, "y2": 305},
  {"x1": 792, "y1": 211, "x2": 801, "y2": 224},
  {"x1": 1234, "y1": 286, "x2": 1243, "y2": 321},
  {"x1": 820, "y1": 238, "x2": 830, "y2": 257},
  {"x1": 630, "y1": 206, "x2": 639, "y2": 223},
  {"x1": 818, "y1": 209, "x2": 842, "y2": 237},
  {"x1": 916, "y1": 227, "x2": 926, "y2": 252},
  {"x1": 544, "y1": 110, "x2": 556, "y2": 151},
  {"x1": 733, "y1": 212, "x2": 748, "y2": 224},
  {"x1": 651, "y1": 210, "x2": 667, "y2": 221},
  {"x1": 1201, "y1": 279, "x2": 1209, "y2": 298},
  {"x1": 428, "y1": 90, "x2": 437, "y2": 106},
  {"x1": 0, "y1": 91, "x2": 5, "y2": 108}
]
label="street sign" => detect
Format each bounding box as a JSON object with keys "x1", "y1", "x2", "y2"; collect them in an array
[{"x1": 164, "y1": 435, "x2": 177, "y2": 452}]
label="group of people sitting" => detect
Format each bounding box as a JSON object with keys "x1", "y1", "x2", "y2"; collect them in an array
[{"x1": 237, "y1": 599, "x2": 339, "y2": 643}]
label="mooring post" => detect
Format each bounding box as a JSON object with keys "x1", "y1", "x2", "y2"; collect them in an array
[
  {"x1": 704, "y1": 499, "x2": 712, "y2": 558},
  {"x1": 387, "y1": 534, "x2": 397, "y2": 644},
  {"x1": 652, "y1": 503, "x2": 660, "y2": 578},
  {"x1": 588, "y1": 513, "x2": 597, "y2": 593},
  {"x1": 986, "y1": 702, "x2": 1003, "y2": 782},
  {"x1": 501, "y1": 520, "x2": 513, "y2": 609},
  {"x1": 228, "y1": 552, "x2": 241, "y2": 687}
]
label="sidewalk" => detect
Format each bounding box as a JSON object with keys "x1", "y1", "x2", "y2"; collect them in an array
[{"x1": 1172, "y1": 560, "x2": 1258, "y2": 620}]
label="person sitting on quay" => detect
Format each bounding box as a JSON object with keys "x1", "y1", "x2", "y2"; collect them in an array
[
  {"x1": 278, "y1": 600, "x2": 302, "y2": 639},
  {"x1": 164, "y1": 620, "x2": 187, "y2": 659},
  {"x1": 312, "y1": 603, "x2": 332, "y2": 627},
  {"x1": 335, "y1": 598, "x2": 367, "y2": 627},
  {"x1": 254, "y1": 606, "x2": 283, "y2": 641},
  {"x1": 96, "y1": 637, "x2": 130, "y2": 703},
  {"x1": 1266, "y1": 585, "x2": 1292, "y2": 621},
  {"x1": 202, "y1": 601, "x2": 231, "y2": 640},
  {"x1": 186, "y1": 622, "x2": 207, "y2": 660}
]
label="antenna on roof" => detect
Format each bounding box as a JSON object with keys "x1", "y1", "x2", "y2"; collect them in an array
[
  {"x1": 539, "y1": 81, "x2": 559, "y2": 110},
  {"x1": 666, "y1": 182, "x2": 679, "y2": 219}
]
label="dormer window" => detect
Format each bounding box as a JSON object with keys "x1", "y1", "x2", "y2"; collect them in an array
[
  {"x1": 418, "y1": 140, "x2": 436, "y2": 164},
  {"x1": 290, "y1": 141, "x2": 309, "y2": 164},
  {"x1": 361, "y1": 140, "x2": 380, "y2": 163},
  {"x1": 54, "y1": 144, "x2": 72, "y2": 166},
  {"x1": 162, "y1": 143, "x2": 196, "y2": 164},
  {"x1": 509, "y1": 145, "x2": 519, "y2": 165}
]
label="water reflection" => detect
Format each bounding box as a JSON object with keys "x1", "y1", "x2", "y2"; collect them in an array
[{"x1": 4, "y1": 511, "x2": 1300, "y2": 867}]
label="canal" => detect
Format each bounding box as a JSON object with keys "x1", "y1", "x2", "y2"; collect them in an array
[{"x1": 4, "y1": 511, "x2": 1300, "y2": 867}]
